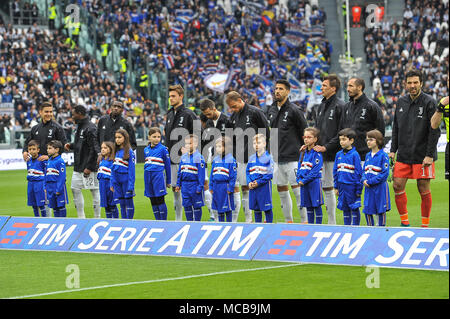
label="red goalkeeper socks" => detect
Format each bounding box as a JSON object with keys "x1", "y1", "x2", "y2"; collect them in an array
[
  {"x1": 420, "y1": 191, "x2": 432, "y2": 227},
  {"x1": 395, "y1": 191, "x2": 409, "y2": 226}
]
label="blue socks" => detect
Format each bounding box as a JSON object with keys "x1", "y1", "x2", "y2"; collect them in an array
[
  {"x1": 218, "y1": 211, "x2": 232, "y2": 222},
  {"x1": 307, "y1": 207, "x2": 323, "y2": 224},
  {"x1": 365, "y1": 213, "x2": 386, "y2": 226},
  {"x1": 32, "y1": 206, "x2": 46, "y2": 217},
  {"x1": 119, "y1": 199, "x2": 135, "y2": 219},
  {"x1": 344, "y1": 209, "x2": 360, "y2": 225},
  {"x1": 53, "y1": 207, "x2": 66, "y2": 217},
  {"x1": 158, "y1": 203, "x2": 168, "y2": 220},
  {"x1": 254, "y1": 210, "x2": 273, "y2": 223},
  {"x1": 152, "y1": 203, "x2": 168, "y2": 220},
  {"x1": 193, "y1": 208, "x2": 202, "y2": 221},
  {"x1": 105, "y1": 206, "x2": 118, "y2": 218},
  {"x1": 352, "y1": 209, "x2": 360, "y2": 225},
  {"x1": 184, "y1": 206, "x2": 202, "y2": 221}
]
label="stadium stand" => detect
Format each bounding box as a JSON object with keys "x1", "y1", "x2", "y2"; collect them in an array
[
  {"x1": 363, "y1": 0, "x2": 449, "y2": 130},
  {"x1": 1, "y1": 0, "x2": 332, "y2": 148}
]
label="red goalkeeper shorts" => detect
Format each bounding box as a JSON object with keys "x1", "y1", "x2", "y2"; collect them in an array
[{"x1": 393, "y1": 161, "x2": 435, "y2": 179}]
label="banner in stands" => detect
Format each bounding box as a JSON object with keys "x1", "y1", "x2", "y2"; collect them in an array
[{"x1": 0, "y1": 216, "x2": 447, "y2": 271}]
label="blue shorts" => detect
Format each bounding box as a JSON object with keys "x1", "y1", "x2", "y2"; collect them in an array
[
  {"x1": 337, "y1": 183, "x2": 359, "y2": 211},
  {"x1": 27, "y1": 180, "x2": 46, "y2": 207},
  {"x1": 111, "y1": 173, "x2": 135, "y2": 204},
  {"x1": 363, "y1": 182, "x2": 391, "y2": 215},
  {"x1": 99, "y1": 179, "x2": 115, "y2": 208},
  {"x1": 211, "y1": 182, "x2": 235, "y2": 213},
  {"x1": 249, "y1": 181, "x2": 272, "y2": 211},
  {"x1": 46, "y1": 182, "x2": 68, "y2": 209},
  {"x1": 144, "y1": 170, "x2": 167, "y2": 198},
  {"x1": 181, "y1": 181, "x2": 204, "y2": 209},
  {"x1": 300, "y1": 179, "x2": 324, "y2": 208}
]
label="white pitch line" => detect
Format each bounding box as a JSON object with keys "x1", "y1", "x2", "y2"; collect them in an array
[{"x1": 6, "y1": 263, "x2": 302, "y2": 299}]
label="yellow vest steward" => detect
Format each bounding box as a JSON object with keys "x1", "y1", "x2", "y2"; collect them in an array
[
  {"x1": 139, "y1": 74, "x2": 148, "y2": 87},
  {"x1": 119, "y1": 59, "x2": 127, "y2": 72},
  {"x1": 64, "y1": 16, "x2": 71, "y2": 28},
  {"x1": 65, "y1": 37, "x2": 75, "y2": 49},
  {"x1": 49, "y1": 6, "x2": 56, "y2": 20},
  {"x1": 101, "y1": 44, "x2": 108, "y2": 57},
  {"x1": 72, "y1": 22, "x2": 80, "y2": 35}
]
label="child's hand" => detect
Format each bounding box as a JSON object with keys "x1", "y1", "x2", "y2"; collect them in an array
[{"x1": 363, "y1": 180, "x2": 370, "y2": 187}]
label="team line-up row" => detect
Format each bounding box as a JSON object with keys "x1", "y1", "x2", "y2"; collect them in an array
[{"x1": 26, "y1": 126, "x2": 394, "y2": 227}]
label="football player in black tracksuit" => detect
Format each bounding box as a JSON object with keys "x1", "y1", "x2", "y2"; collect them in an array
[
  {"x1": 226, "y1": 91, "x2": 270, "y2": 223},
  {"x1": 97, "y1": 100, "x2": 137, "y2": 151},
  {"x1": 65, "y1": 105, "x2": 101, "y2": 219},
  {"x1": 389, "y1": 69, "x2": 440, "y2": 228},
  {"x1": 266, "y1": 79, "x2": 307, "y2": 223},
  {"x1": 341, "y1": 77, "x2": 385, "y2": 161},
  {"x1": 199, "y1": 98, "x2": 231, "y2": 221},
  {"x1": 199, "y1": 98, "x2": 230, "y2": 160},
  {"x1": 314, "y1": 75, "x2": 345, "y2": 225},
  {"x1": 22, "y1": 101, "x2": 67, "y2": 162},
  {"x1": 164, "y1": 85, "x2": 198, "y2": 221}
]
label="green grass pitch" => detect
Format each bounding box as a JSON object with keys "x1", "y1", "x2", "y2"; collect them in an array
[{"x1": 0, "y1": 154, "x2": 448, "y2": 299}]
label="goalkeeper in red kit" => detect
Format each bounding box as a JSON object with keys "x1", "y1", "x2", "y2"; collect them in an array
[{"x1": 389, "y1": 69, "x2": 440, "y2": 227}]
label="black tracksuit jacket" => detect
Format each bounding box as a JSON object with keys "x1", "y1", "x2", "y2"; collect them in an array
[
  {"x1": 97, "y1": 114, "x2": 137, "y2": 150},
  {"x1": 341, "y1": 93, "x2": 385, "y2": 161},
  {"x1": 315, "y1": 94, "x2": 345, "y2": 162},
  {"x1": 68, "y1": 117, "x2": 100, "y2": 173},
  {"x1": 390, "y1": 92, "x2": 440, "y2": 164},
  {"x1": 267, "y1": 99, "x2": 307, "y2": 163},
  {"x1": 23, "y1": 119, "x2": 67, "y2": 156},
  {"x1": 164, "y1": 104, "x2": 198, "y2": 164},
  {"x1": 229, "y1": 103, "x2": 269, "y2": 163}
]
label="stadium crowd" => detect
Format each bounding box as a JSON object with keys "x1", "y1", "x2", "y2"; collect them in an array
[
  {"x1": 1, "y1": 0, "x2": 332, "y2": 145},
  {"x1": 90, "y1": 0, "x2": 331, "y2": 109},
  {"x1": 364, "y1": 0, "x2": 449, "y2": 130}
]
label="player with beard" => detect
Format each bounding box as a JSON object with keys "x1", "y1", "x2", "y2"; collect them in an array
[
  {"x1": 389, "y1": 69, "x2": 440, "y2": 227},
  {"x1": 200, "y1": 98, "x2": 231, "y2": 221},
  {"x1": 267, "y1": 79, "x2": 308, "y2": 223},
  {"x1": 340, "y1": 77, "x2": 385, "y2": 162},
  {"x1": 226, "y1": 91, "x2": 269, "y2": 223},
  {"x1": 97, "y1": 100, "x2": 137, "y2": 151},
  {"x1": 312, "y1": 75, "x2": 345, "y2": 225}
]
